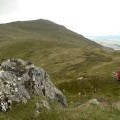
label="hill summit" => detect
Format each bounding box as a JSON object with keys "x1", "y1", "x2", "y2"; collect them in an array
[{"x1": 0, "y1": 19, "x2": 101, "y2": 49}]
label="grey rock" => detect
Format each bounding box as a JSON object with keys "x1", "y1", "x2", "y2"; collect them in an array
[
  {"x1": 35, "y1": 100, "x2": 50, "y2": 116},
  {"x1": 0, "y1": 59, "x2": 67, "y2": 112},
  {"x1": 36, "y1": 100, "x2": 50, "y2": 111},
  {"x1": 88, "y1": 99, "x2": 100, "y2": 105}
]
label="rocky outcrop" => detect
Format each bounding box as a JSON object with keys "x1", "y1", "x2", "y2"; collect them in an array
[{"x1": 0, "y1": 59, "x2": 67, "y2": 112}]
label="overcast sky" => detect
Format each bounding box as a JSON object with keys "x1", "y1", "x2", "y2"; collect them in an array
[{"x1": 0, "y1": 0, "x2": 120, "y2": 36}]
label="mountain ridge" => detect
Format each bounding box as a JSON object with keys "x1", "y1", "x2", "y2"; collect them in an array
[{"x1": 0, "y1": 19, "x2": 101, "y2": 49}]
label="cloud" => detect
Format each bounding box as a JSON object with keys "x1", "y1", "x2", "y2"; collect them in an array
[
  {"x1": 0, "y1": 0, "x2": 19, "y2": 15},
  {"x1": 0, "y1": 0, "x2": 120, "y2": 35}
]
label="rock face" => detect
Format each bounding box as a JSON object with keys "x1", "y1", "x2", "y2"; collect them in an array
[{"x1": 0, "y1": 59, "x2": 67, "y2": 112}]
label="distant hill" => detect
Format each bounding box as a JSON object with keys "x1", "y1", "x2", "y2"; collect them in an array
[{"x1": 87, "y1": 35, "x2": 120, "y2": 50}]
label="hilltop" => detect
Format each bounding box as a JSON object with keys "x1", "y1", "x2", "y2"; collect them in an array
[
  {"x1": 0, "y1": 19, "x2": 120, "y2": 120},
  {"x1": 0, "y1": 19, "x2": 101, "y2": 49}
]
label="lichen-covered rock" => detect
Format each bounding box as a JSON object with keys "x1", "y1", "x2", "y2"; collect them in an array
[{"x1": 0, "y1": 59, "x2": 67, "y2": 112}]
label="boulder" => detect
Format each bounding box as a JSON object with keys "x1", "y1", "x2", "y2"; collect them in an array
[{"x1": 0, "y1": 59, "x2": 67, "y2": 112}]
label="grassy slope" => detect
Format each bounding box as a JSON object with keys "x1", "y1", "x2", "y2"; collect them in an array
[{"x1": 0, "y1": 19, "x2": 120, "y2": 119}]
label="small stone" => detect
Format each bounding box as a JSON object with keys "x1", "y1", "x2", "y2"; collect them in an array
[
  {"x1": 41, "y1": 100, "x2": 50, "y2": 109},
  {"x1": 78, "y1": 92, "x2": 81, "y2": 96},
  {"x1": 1, "y1": 102, "x2": 7, "y2": 112},
  {"x1": 77, "y1": 77, "x2": 83, "y2": 80},
  {"x1": 88, "y1": 99, "x2": 100, "y2": 105},
  {"x1": 35, "y1": 100, "x2": 50, "y2": 115}
]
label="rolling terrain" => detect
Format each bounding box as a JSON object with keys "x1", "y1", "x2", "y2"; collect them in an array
[{"x1": 0, "y1": 19, "x2": 120, "y2": 120}]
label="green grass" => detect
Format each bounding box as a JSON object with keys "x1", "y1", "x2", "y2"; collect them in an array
[{"x1": 1, "y1": 100, "x2": 120, "y2": 120}]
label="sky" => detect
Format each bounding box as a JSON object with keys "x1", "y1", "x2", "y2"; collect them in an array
[{"x1": 0, "y1": 0, "x2": 120, "y2": 36}]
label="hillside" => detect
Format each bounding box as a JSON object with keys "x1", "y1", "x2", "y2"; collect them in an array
[
  {"x1": 0, "y1": 19, "x2": 101, "y2": 49},
  {"x1": 0, "y1": 19, "x2": 120, "y2": 120}
]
